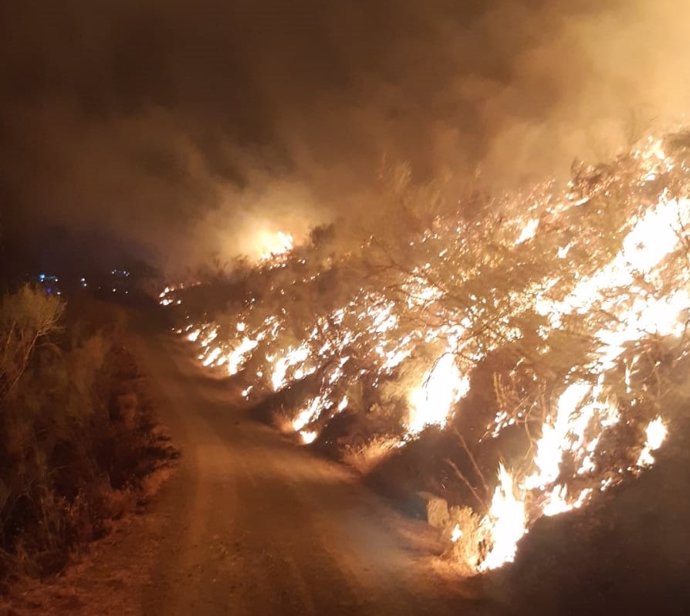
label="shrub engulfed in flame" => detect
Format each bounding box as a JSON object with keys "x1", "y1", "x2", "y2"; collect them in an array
[{"x1": 163, "y1": 133, "x2": 690, "y2": 572}]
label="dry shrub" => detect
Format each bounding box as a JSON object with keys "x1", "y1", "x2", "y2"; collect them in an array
[
  {"x1": 0, "y1": 285, "x2": 63, "y2": 401},
  {"x1": 444, "y1": 506, "x2": 484, "y2": 576},
  {"x1": 426, "y1": 496, "x2": 450, "y2": 530},
  {"x1": 424, "y1": 497, "x2": 483, "y2": 575},
  {"x1": 342, "y1": 435, "x2": 401, "y2": 475},
  {"x1": 0, "y1": 286, "x2": 175, "y2": 588},
  {"x1": 114, "y1": 391, "x2": 139, "y2": 429}
]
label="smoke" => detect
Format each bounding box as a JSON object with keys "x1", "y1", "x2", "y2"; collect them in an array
[
  {"x1": 478, "y1": 0, "x2": 690, "y2": 180},
  {"x1": 1, "y1": 0, "x2": 687, "y2": 275}
]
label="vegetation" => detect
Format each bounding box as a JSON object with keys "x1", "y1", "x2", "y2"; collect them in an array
[
  {"x1": 166, "y1": 131, "x2": 690, "y2": 572},
  {"x1": 0, "y1": 286, "x2": 173, "y2": 587}
]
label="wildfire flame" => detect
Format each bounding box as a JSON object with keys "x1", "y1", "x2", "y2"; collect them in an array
[
  {"x1": 163, "y1": 132, "x2": 690, "y2": 573},
  {"x1": 479, "y1": 464, "x2": 527, "y2": 571},
  {"x1": 637, "y1": 417, "x2": 668, "y2": 467},
  {"x1": 408, "y1": 353, "x2": 469, "y2": 435},
  {"x1": 259, "y1": 231, "x2": 294, "y2": 261}
]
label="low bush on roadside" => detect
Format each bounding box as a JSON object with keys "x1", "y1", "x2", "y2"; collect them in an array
[{"x1": 0, "y1": 286, "x2": 173, "y2": 587}]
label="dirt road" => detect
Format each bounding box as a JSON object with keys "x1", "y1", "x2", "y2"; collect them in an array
[{"x1": 13, "y1": 332, "x2": 494, "y2": 615}]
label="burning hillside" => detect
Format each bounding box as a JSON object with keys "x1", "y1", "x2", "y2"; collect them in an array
[{"x1": 160, "y1": 131, "x2": 690, "y2": 574}]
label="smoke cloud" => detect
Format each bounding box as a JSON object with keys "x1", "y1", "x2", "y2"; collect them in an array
[{"x1": 1, "y1": 0, "x2": 687, "y2": 275}]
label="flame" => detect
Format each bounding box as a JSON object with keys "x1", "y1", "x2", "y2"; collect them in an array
[
  {"x1": 637, "y1": 417, "x2": 668, "y2": 467},
  {"x1": 408, "y1": 353, "x2": 470, "y2": 435},
  {"x1": 159, "y1": 281, "x2": 199, "y2": 306},
  {"x1": 258, "y1": 230, "x2": 294, "y2": 261},
  {"x1": 271, "y1": 343, "x2": 312, "y2": 391},
  {"x1": 292, "y1": 396, "x2": 325, "y2": 431},
  {"x1": 479, "y1": 465, "x2": 527, "y2": 571},
  {"x1": 202, "y1": 347, "x2": 222, "y2": 367},
  {"x1": 515, "y1": 218, "x2": 540, "y2": 244},
  {"x1": 542, "y1": 486, "x2": 592, "y2": 517},
  {"x1": 300, "y1": 430, "x2": 318, "y2": 444},
  {"x1": 523, "y1": 382, "x2": 592, "y2": 490},
  {"x1": 227, "y1": 337, "x2": 259, "y2": 375}
]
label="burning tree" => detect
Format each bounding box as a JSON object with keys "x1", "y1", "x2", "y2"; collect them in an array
[{"x1": 161, "y1": 131, "x2": 690, "y2": 573}]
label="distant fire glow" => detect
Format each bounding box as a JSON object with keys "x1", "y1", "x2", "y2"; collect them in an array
[{"x1": 258, "y1": 230, "x2": 294, "y2": 261}]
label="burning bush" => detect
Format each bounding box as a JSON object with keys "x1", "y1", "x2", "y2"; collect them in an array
[{"x1": 163, "y1": 132, "x2": 690, "y2": 573}]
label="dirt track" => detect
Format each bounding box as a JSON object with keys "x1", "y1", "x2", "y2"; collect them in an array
[
  {"x1": 135, "y1": 334, "x2": 489, "y2": 615},
  {"x1": 10, "y1": 332, "x2": 495, "y2": 615}
]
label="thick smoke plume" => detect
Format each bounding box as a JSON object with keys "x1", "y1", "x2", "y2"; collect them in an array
[{"x1": 1, "y1": 0, "x2": 688, "y2": 274}]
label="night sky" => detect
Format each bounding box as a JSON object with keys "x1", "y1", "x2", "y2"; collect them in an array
[{"x1": 1, "y1": 0, "x2": 687, "y2": 277}]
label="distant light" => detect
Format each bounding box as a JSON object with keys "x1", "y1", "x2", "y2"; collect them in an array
[{"x1": 112, "y1": 288, "x2": 116, "y2": 292}]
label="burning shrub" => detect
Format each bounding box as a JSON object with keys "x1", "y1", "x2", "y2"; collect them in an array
[{"x1": 164, "y1": 131, "x2": 690, "y2": 573}]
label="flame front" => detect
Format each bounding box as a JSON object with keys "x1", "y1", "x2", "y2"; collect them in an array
[{"x1": 161, "y1": 132, "x2": 690, "y2": 573}]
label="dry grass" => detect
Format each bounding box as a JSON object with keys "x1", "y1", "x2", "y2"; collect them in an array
[
  {"x1": 444, "y1": 506, "x2": 484, "y2": 575},
  {"x1": 272, "y1": 405, "x2": 297, "y2": 434},
  {"x1": 342, "y1": 436, "x2": 402, "y2": 475},
  {"x1": 0, "y1": 286, "x2": 176, "y2": 588}
]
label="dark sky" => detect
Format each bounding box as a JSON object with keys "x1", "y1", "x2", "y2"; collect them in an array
[{"x1": 0, "y1": 0, "x2": 686, "y2": 276}]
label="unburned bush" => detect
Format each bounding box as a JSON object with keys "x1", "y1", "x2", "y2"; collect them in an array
[{"x1": 0, "y1": 286, "x2": 174, "y2": 588}]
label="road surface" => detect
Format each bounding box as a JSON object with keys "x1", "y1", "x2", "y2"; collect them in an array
[{"x1": 15, "y1": 331, "x2": 494, "y2": 615}]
